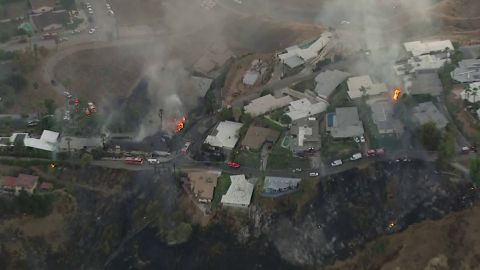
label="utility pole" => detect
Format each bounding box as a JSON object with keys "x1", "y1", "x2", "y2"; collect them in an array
[{"x1": 158, "y1": 108, "x2": 163, "y2": 131}]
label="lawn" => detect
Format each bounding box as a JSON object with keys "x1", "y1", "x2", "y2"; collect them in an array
[
  {"x1": 211, "y1": 174, "x2": 231, "y2": 209},
  {"x1": 262, "y1": 116, "x2": 286, "y2": 131},
  {"x1": 235, "y1": 150, "x2": 261, "y2": 169},
  {"x1": 267, "y1": 136, "x2": 309, "y2": 170},
  {"x1": 321, "y1": 134, "x2": 359, "y2": 160}
]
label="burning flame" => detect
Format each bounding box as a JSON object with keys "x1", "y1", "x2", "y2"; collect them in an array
[
  {"x1": 48, "y1": 163, "x2": 55, "y2": 169},
  {"x1": 393, "y1": 88, "x2": 401, "y2": 101},
  {"x1": 176, "y1": 116, "x2": 186, "y2": 133}
]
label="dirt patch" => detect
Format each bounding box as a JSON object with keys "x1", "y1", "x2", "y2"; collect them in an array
[
  {"x1": 53, "y1": 45, "x2": 147, "y2": 103},
  {"x1": 447, "y1": 86, "x2": 480, "y2": 142}
]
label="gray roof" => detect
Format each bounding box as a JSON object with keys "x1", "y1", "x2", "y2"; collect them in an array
[
  {"x1": 59, "y1": 136, "x2": 103, "y2": 151},
  {"x1": 290, "y1": 117, "x2": 320, "y2": 151},
  {"x1": 451, "y1": 59, "x2": 480, "y2": 83},
  {"x1": 314, "y1": 69, "x2": 350, "y2": 99},
  {"x1": 31, "y1": 10, "x2": 68, "y2": 30},
  {"x1": 413, "y1": 102, "x2": 449, "y2": 129},
  {"x1": 243, "y1": 70, "x2": 259, "y2": 86},
  {"x1": 263, "y1": 177, "x2": 301, "y2": 191},
  {"x1": 0, "y1": 61, "x2": 14, "y2": 80},
  {"x1": 459, "y1": 45, "x2": 480, "y2": 60},
  {"x1": 327, "y1": 107, "x2": 364, "y2": 138},
  {"x1": 191, "y1": 76, "x2": 213, "y2": 97},
  {"x1": 410, "y1": 71, "x2": 443, "y2": 96},
  {"x1": 370, "y1": 100, "x2": 404, "y2": 134}
]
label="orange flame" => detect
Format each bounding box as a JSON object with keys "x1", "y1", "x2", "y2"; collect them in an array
[
  {"x1": 393, "y1": 88, "x2": 401, "y2": 101},
  {"x1": 48, "y1": 163, "x2": 55, "y2": 169},
  {"x1": 176, "y1": 116, "x2": 186, "y2": 133}
]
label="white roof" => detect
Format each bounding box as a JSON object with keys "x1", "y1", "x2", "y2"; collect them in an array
[
  {"x1": 347, "y1": 75, "x2": 388, "y2": 99},
  {"x1": 407, "y1": 54, "x2": 450, "y2": 72},
  {"x1": 204, "y1": 121, "x2": 243, "y2": 150},
  {"x1": 243, "y1": 70, "x2": 259, "y2": 86},
  {"x1": 286, "y1": 98, "x2": 327, "y2": 121},
  {"x1": 278, "y1": 32, "x2": 332, "y2": 64},
  {"x1": 282, "y1": 55, "x2": 304, "y2": 68},
  {"x1": 221, "y1": 174, "x2": 254, "y2": 206},
  {"x1": 404, "y1": 40, "x2": 454, "y2": 56},
  {"x1": 244, "y1": 94, "x2": 293, "y2": 117},
  {"x1": 298, "y1": 126, "x2": 312, "y2": 147},
  {"x1": 460, "y1": 82, "x2": 480, "y2": 103},
  {"x1": 40, "y1": 130, "x2": 59, "y2": 143}
]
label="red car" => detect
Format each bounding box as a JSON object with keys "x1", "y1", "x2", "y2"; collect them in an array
[
  {"x1": 366, "y1": 148, "x2": 385, "y2": 157},
  {"x1": 227, "y1": 161, "x2": 240, "y2": 168},
  {"x1": 124, "y1": 157, "x2": 144, "y2": 165}
]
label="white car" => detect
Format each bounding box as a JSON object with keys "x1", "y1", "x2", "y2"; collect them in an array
[
  {"x1": 354, "y1": 137, "x2": 360, "y2": 143},
  {"x1": 106, "y1": 3, "x2": 111, "y2": 8},
  {"x1": 147, "y1": 158, "x2": 160, "y2": 165},
  {"x1": 108, "y1": 10, "x2": 114, "y2": 15},
  {"x1": 360, "y1": 135, "x2": 366, "y2": 143},
  {"x1": 340, "y1": 20, "x2": 351, "y2": 25},
  {"x1": 309, "y1": 172, "x2": 319, "y2": 177},
  {"x1": 350, "y1": 153, "x2": 362, "y2": 161},
  {"x1": 88, "y1": 28, "x2": 96, "y2": 34},
  {"x1": 331, "y1": 160, "x2": 343, "y2": 167}
]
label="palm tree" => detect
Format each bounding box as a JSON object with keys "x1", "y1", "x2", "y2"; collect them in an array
[{"x1": 472, "y1": 91, "x2": 478, "y2": 103}]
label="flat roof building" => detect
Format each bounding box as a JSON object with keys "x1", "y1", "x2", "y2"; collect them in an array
[
  {"x1": 404, "y1": 40, "x2": 454, "y2": 56},
  {"x1": 24, "y1": 130, "x2": 59, "y2": 152},
  {"x1": 279, "y1": 32, "x2": 333, "y2": 68},
  {"x1": 451, "y1": 59, "x2": 480, "y2": 83},
  {"x1": 204, "y1": 121, "x2": 243, "y2": 150},
  {"x1": 413, "y1": 102, "x2": 449, "y2": 129},
  {"x1": 290, "y1": 116, "x2": 320, "y2": 152},
  {"x1": 286, "y1": 98, "x2": 328, "y2": 121},
  {"x1": 346, "y1": 75, "x2": 388, "y2": 100},
  {"x1": 409, "y1": 71, "x2": 443, "y2": 96},
  {"x1": 59, "y1": 136, "x2": 103, "y2": 152},
  {"x1": 221, "y1": 175, "x2": 254, "y2": 208},
  {"x1": 314, "y1": 69, "x2": 350, "y2": 100},
  {"x1": 369, "y1": 100, "x2": 404, "y2": 135},
  {"x1": 244, "y1": 94, "x2": 293, "y2": 117},
  {"x1": 326, "y1": 107, "x2": 364, "y2": 138},
  {"x1": 241, "y1": 125, "x2": 280, "y2": 151},
  {"x1": 262, "y1": 176, "x2": 301, "y2": 196}
]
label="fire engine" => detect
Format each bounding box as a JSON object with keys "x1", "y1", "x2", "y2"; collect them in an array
[{"x1": 124, "y1": 157, "x2": 144, "y2": 165}]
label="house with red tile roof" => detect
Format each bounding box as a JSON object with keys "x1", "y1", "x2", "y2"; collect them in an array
[{"x1": 1, "y1": 174, "x2": 39, "y2": 195}]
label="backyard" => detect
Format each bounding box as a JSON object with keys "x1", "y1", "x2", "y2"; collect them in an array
[
  {"x1": 267, "y1": 136, "x2": 309, "y2": 170},
  {"x1": 211, "y1": 173, "x2": 231, "y2": 209},
  {"x1": 320, "y1": 134, "x2": 360, "y2": 160},
  {"x1": 234, "y1": 150, "x2": 261, "y2": 169}
]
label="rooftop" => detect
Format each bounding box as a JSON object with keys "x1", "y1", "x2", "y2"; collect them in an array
[
  {"x1": 327, "y1": 107, "x2": 364, "y2": 138},
  {"x1": 191, "y1": 76, "x2": 213, "y2": 97},
  {"x1": 279, "y1": 32, "x2": 333, "y2": 67},
  {"x1": 404, "y1": 40, "x2": 454, "y2": 56},
  {"x1": 290, "y1": 117, "x2": 320, "y2": 150},
  {"x1": 221, "y1": 175, "x2": 254, "y2": 207},
  {"x1": 263, "y1": 176, "x2": 301, "y2": 192},
  {"x1": 314, "y1": 69, "x2": 350, "y2": 99},
  {"x1": 459, "y1": 44, "x2": 480, "y2": 60},
  {"x1": 460, "y1": 82, "x2": 480, "y2": 103},
  {"x1": 241, "y1": 125, "x2": 280, "y2": 150},
  {"x1": 286, "y1": 98, "x2": 328, "y2": 121},
  {"x1": 451, "y1": 59, "x2": 480, "y2": 83},
  {"x1": 204, "y1": 121, "x2": 243, "y2": 150},
  {"x1": 347, "y1": 75, "x2": 388, "y2": 100},
  {"x1": 244, "y1": 94, "x2": 293, "y2": 117},
  {"x1": 24, "y1": 130, "x2": 59, "y2": 152},
  {"x1": 413, "y1": 102, "x2": 449, "y2": 129},
  {"x1": 370, "y1": 100, "x2": 404, "y2": 134},
  {"x1": 409, "y1": 72, "x2": 443, "y2": 96},
  {"x1": 59, "y1": 136, "x2": 103, "y2": 151}
]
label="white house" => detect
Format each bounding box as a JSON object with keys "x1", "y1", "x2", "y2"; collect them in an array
[
  {"x1": 346, "y1": 75, "x2": 388, "y2": 100},
  {"x1": 221, "y1": 175, "x2": 254, "y2": 208},
  {"x1": 460, "y1": 82, "x2": 480, "y2": 103},
  {"x1": 403, "y1": 40, "x2": 454, "y2": 56},
  {"x1": 24, "y1": 130, "x2": 59, "y2": 152},
  {"x1": 204, "y1": 121, "x2": 243, "y2": 150},
  {"x1": 244, "y1": 94, "x2": 293, "y2": 117},
  {"x1": 286, "y1": 98, "x2": 328, "y2": 121}
]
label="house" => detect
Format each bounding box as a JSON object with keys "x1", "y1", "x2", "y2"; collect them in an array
[
  {"x1": 412, "y1": 102, "x2": 449, "y2": 129},
  {"x1": 242, "y1": 59, "x2": 267, "y2": 86},
  {"x1": 244, "y1": 94, "x2": 293, "y2": 117},
  {"x1": 408, "y1": 71, "x2": 443, "y2": 96},
  {"x1": 262, "y1": 176, "x2": 301, "y2": 196},
  {"x1": 221, "y1": 174, "x2": 254, "y2": 208},
  {"x1": 346, "y1": 75, "x2": 388, "y2": 100},
  {"x1": 241, "y1": 125, "x2": 280, "y2": 151},
  {"x1": 459, "y1": 44, "x2": 480, "y2": 60},
  {"x1": 2, "y1": 174, "x2": 39, "y2": 195},
  {"x1": 0, "y1": 132, "x2": 29, "y2": 147},
  {"x1": 59, "y1": 136, "x2": 103, "y2": 152},
  {"x1": 405, "y1": 53, "x2": 450, "y2": 73},
  {"x1": 460, "y1": 82, "x2": 480, "y2": 103},
  {"x1": 190, "y1": 76, "x2": 213, "y2": 97},
  {"x1": 278, "y1": 32, "x2": 333, "y2": 68},
  {"x1": 326, "y1": 107, "x2": 364, "y2": 138},
  {"x1": 451, "y1": 59, "x2": 480, "y2": 83},
  {"x1": 403, "y1": 40, "x2": 454, "y2": 56},
  {"x1": 31, "y1": 10, "x2": 69, "y2": 32},
  {"x1": 24, "y1": 129, "x2": 59, "y2": 152},
  {"x1": 369, "y1": 100, "x2": 404, "y2": 135},
  {"x1": 286, "y1": 98, "x2": 328, "y2": 121},
  {"x1": 314, "y1": 69, "x2": 350, "y2": 100},
  {"x1": 39, "y1": 181, "x2": 53, "y2": 191},
  {"x1": 187, "y1": 170, "x2": 221, "y2": 203},
  {"x1": 290, "y1": 116, "x2": 320, "y2": 152},
  {"x1": 29, "y1": 0, "x2": 57, "y2": 13},
  {"x1": 204, "y1": 121, "x2": 243, "y2": 150}
]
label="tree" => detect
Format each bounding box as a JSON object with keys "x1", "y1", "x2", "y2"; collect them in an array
[
  {"x1": 4, "y1": 74, "x2": 27, "y2": 91},
  {"x1": 470, "y1": 158, "x2": 480, "y2": 186},
  {"x1": 240, "y1": 112, "x2": 252, "y2": 124},
  {"x1": 44, "y1": 99, "x2": 57, "y2": 115},
  {"x1": 418, "y1": 122, "x2": 440, "y2": 151},
  {"x1": 280, "y1": 114, "x2": 292, "y2": 125},
  {"x1": 217, "y1": 108, "x2": 233, "y2": 121},
  {"x1": 260, "y1": 88, "x2": 272, "y2": 96},
  {"x1": 80, "y1": 153, "x2": 93, "y2": 167},
  {"x1": 438, "y1": 130, "x2": 455, "y2": 166}
]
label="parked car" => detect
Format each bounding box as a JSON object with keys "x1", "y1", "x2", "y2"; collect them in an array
[
  {"x1": 88, "y1": 28, "x2": 96, "y2": 34},
  {"x1": 360, "y1": 135, "x2": 366, "y2": 143},
  {"x1": 227, "y1": 161, "x2": 240, "y2": 168},
  {"x1": 309, "y1": 172, "x2": 319, "y2": 177},
  {"x1": 181, "y1": 141, "x2": 191, "y2": 153},
  {"x1": 350, "y1": 153, "x2": 362, "y2": 161},
  {"x1": 292, "y1": 168, "x2": 302, "y2": 173},
  {"x1": 354, "y1": 137, "x2": 360, "y2": 143},
  {"x1": 124, "y1": 157, "x2": 144, "y2": 165},
  {"x1": 462, "y1": 146, "x2": 477, "y2": 154},
  {"x1": 367, "y1": 148, "x2": 385, "y2": 157},
  {"x1": 331, "y1": 159, "x2": 343, "y2": 167},
  {"x1": 147, "y1": 158, "x2": 160, "y2": 165}
]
